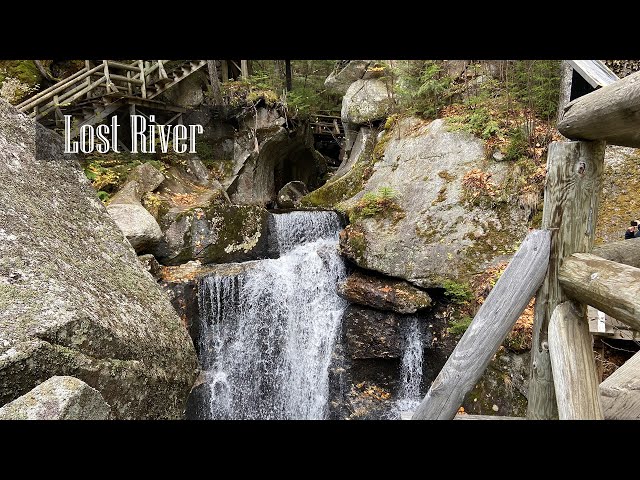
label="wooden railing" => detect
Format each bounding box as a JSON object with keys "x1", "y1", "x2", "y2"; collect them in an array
[
  {"x1": 17, "y1": 60, "x2": 176, "y2": 121},
  {"x1": 412, "y1": 67, "x2": 640, "y2": 420}
]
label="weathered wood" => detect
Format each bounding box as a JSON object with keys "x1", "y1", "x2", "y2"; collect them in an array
[
  {"x1": 103, "y1": 61, "x2": 112, "y2": 93},
  {"x1": 548, "y1": 301, "x2": 604, "y2": 419},
  {"x1": 528, "y1": 140, "x2": 606, "y2": 419},
  {"x1": 17, "y1": 64, "x2": 101, "y2": 111},
  {"x1": 411, "y1": 230, "x2": 551, "y2": 420},
  {"x1": 558, "y1": 253, "x2": 640, "y2": 332},
  {"x1": 557, "y1": 60, "x2": 573, "y2": 125},
  {"x1": 600, "y1": 349, "x2": 640, "y2": 419},
  {"x1": 592, "y1": 237, "x2": 640, "y2": 269},
  {"x1": 241, "y1": 60, "x2": 249, "y2": 79},
  {"x1": 138, "y1": 60, "x2": 146, "y2": 99},
  {"x1": 568, "y1": 60, "x2": 619, "y2": 89},
  {"x1": 558, "y1": 70, "x2": 640, "y2": 148},
  {"x1": 36, "y1": 77, "x2": 106, "y2": 120}
]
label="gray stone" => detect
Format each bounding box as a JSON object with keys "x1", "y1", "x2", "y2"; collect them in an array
[
  {"x1": 334, "y1": 127, "x2": 374, "y2": 181},
  {"x1": 443, "y1": 60, "x2": 469, "y2": 79},
  {"x1": 161, "y1": 71, "x2": 206, "y2": 108},
  {"x1": 337, "y1": 271, "x2": 432, "y2": 314},
  {"x1": 154, "y1": 204, "x2": 272, "y2": 265},
  {"x1": 338, "y1": 117, "x2": 529, "y2": 288},
  {"x1": 109, "y1": 162, "x2": 165, "y2": 205},
  {"x1": 0, "y1": 376, "x2": 110, "y2": 420},
  {"x1": 0, "y1": 99, "x2": 198, "y2": 419},
  {"x1": 138, "y1": 254, "x2": 162, "y2": 279},
  {"x1": 107, "y1": 202, "x2": 163, "y2": 253},
  {"x1": 277, "y1": 181, "x2": 309, "y2": 208},
  {"x1": 185, "y1": 155, "x2": 211, "y2": 186},
  {"x1": 341, "y1": 79, "x2": 394, "y2": 126},
  {"x1": 324, "y1": 60, "x2": 371, "y2": 95}
]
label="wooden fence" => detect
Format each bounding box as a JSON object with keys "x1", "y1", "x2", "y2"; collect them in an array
[{"x1": 412, "y1": 67, "x2": 640, "y2": 420}]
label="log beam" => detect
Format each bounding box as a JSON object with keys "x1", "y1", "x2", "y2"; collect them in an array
[
  {"x1": 600, "y1": 349, "x2": 640, "y2": 419},
  {"x1": 559, "y1": 253, "x2": 640, "y2": 332},
  {"x1": 411, "y1": 230, "x2": 550, "y2": 420},
  {"x1": 528, "y1": 140, "x2": 606, "y2": 419},
  {"x1": 548, "y1": 301, "x2": 604, "y2": 419},
  {"x1": 558, "y1": 70, "x2": 640, "y2": 148}
]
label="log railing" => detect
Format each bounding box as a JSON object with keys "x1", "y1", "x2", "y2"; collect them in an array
[{"x1": 413, "y1": 62, "x2": 640, "y2": 421}]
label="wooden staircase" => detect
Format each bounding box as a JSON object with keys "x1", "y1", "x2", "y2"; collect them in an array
[{"x1": 17, "y1": 60, "x2": 207, "y2": 140}]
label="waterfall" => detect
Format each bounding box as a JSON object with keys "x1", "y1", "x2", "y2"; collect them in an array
[
  {"x1": 197, "y1": 211, "x2": 347, "y2": 419},
  {"x1": 397, "y1": 317, "x2": 424, "y2": 411}
]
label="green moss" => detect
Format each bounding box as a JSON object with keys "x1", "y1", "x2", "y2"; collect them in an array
[
  {"x1": 347, "y1": 186, "x2": 402, "y2": 223},
  {"x1": 443, "y1": 280, "x2": 473, "y2": 304},
  {"x1": 301, "y1": 128, "x2": 380, "y2": 209},
  {"x1": 0, "y1": 61, "x2": 42, "y2": 87},
  {"x1": 340, "y1": 225, "x2": 368, "y2": 267},
  {"x1": 447, "y1": 315, "x2": 472, "y2": 335}
]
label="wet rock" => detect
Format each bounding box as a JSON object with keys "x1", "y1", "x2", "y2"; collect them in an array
[
  {"x1": 277, "y1": 181, "x2": 309, "y2": 208},
  {"x1": 154, "y1": 204, "x2": 272, "y2": 265},
  {"x1": 338, "y1": 270, "x2": 432, "y2": 314},
  {"x1": 0, "y1": 376, "x2": 110, "y2": 420}
]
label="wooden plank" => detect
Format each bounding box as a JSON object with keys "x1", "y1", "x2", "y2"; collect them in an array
[
  {"x1": 600, "y1": 349, "x2": 640, "y2": 419},
  {"x1": 106, "y1": 60, "x2": 140, "y2": 72},
  {"x1": 558, "y1": 70, "x2": 640, "y2": 148},
  {"x1": 568, "y1": 60, "x2": 619, "y2": 89},
  {"x1": 528, "y1": 140, "x2": 606, "y2": 419},
  {"x1": 107, "y1": 73, "x2": 143, "y2": 85},
  {"x1": 36, "y1": 77, "x2": 104, "y2": 120},
  {"x1": 588, "y1": 306, "x2": 640, "y2": 340},
  {"x1": 592, "y1": 237, "x2": 640, "y2": 269},
  {"x1": 17, "y1": 64, "x2": 102, "y2": 111},
  {"x1": 138, "y1": 60, "x2": 147, "y2": 99},
  {"x1": 558, "y1": 253, "x2": 640, "y2": 332},
  {"x1": 411, "y1": 230, "x2": 550, "y2": 420},
  {"x1": 548, "y1": 301, "x2": 604, "y2": 419}
]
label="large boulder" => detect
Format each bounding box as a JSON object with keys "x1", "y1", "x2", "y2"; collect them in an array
[
  {"x1": 341, "y1": 79, "x2": 394, "y2": 126},
  {"x1": 324, "y1": 60, "x2": 371, "y2": 95},
  {"x1": 154, "y1": 204, "x2": 273, "y2": 265},
  {"x1": 338, "y1": 118, "x2": 529, "y2": 288},
  {"x1": 107, "y1": 162, "x2": 166, "y2": 253},
  {"x1": 106, "y1": 203, "x2": 163, "y2": 253},
  {"x1": 338, "y1": 270, "x2": 432, "y2": 314},
  {"x1": 0, "y1": 99, "x2": 199, "y2": 419},
  {"x1": 277, "y1": 181, "x2": 309, "y2": 208},
  {"x1": 0, "y1": 376, "x2": 110, "y2": 420}
]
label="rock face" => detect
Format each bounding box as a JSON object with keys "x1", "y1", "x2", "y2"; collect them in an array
[
  {"x1": 155, "y1": 204, "x2": 273, "y2": 265},
  {"x1": 338, "y1": 271, "x2": 432, "y2": 314},
  {"x1": 324, "y1": 60, "x2": 371, "y2": 95},
  {"x1": 0, "y1": 99, "x2": 198, "y2": 419},
  {"x1": 277, "y1": 181, "x2": 309, "y2": 208},
  {"x1": 341, "y1": 79, "x2": 393, "y2": 126},
  {"x1": 344, "y1": 305, "x2": 431, "y2": 359},
  {"x1": 338, "y1": 117, "x2": 528, "y2": 288},
  {"x1": 0, "y1": 376, "x2": 110, "y2": 420},
  {"x1": 107, "y1": 162, "x2": 166, "y2": 253}
]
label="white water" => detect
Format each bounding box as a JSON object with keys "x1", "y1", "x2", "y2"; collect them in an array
[
  {"x1": 396, "y1": 317, "x2": 424, "y2": 411},
  {"x1": 197, "y1": 211, "x2": 347, "y2": 419}
]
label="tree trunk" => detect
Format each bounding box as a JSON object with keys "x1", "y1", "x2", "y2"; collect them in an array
[
  {"x1": 285, "y1": 60, "x2": 292, "y2": 92},
  {"x1": 207, "y1": 60, "x2": 223, "y2": 106}
]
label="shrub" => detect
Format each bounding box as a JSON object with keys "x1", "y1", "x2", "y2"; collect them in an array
[
  {"x1": 448, "y1": 316, "x2": 473, "y2": 335},
  {"x1": 442, "y1": 279, "x2": 474, "y2": 305},
  {"x1": 348, "y1": 186, "x2": 401, "y2": 222}
]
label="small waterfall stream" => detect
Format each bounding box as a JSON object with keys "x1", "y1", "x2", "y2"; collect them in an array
[
  {"x1": 196, "y1": 211, "x2": 347, "y2": 419},
  {"x1": 397, "y1": 317, "x2": 425, "y2": 412}
]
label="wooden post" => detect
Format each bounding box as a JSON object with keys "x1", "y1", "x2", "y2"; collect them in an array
[
  {"x1": 241, "y1": 60, "x2": 249, "y2": 79},
  {"x1": 102, "y1": 60, "x2": 111, "y2": 93},
  {"x1": 411, "y1": 230, "x2": 550, "y2": 420},
  {"x1": 558, "y1": 253, "x2": 640, "y2": 331},
  {"x1": 557, "y1": 60, "x2": 573, "y2": 126},
  {"x1": 600, "y1": 349, "x2": 640, "y2": 419},
  {"x1": 548, "y1": 301, "x2": 604, "y2": 419},
  {"x1": 85, "y1": 60, "x2": 92, "y2": 99},
  {"x1": 138, "y1": 60, "x2": 147, "y2": 99},
  {"x1": 207, "y1": 60, "x2": 223, "y2": 107},
  {"x1": 527, "y1": 140, "x2": 606, "y2": 419},
  {"x1": 558, "y1": 70, "x2": 640, "y2": 147},
  {"x1": 126, "y1": 70, "x2": 132, "y2": 95}
]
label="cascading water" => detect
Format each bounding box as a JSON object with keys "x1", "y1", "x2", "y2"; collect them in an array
[
  {"x1": 396, "y1": 317, "x2": 424, "y2": 412},
  {"x1": 197, "y1": 211, "x2": 347, "y2": 419}
]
